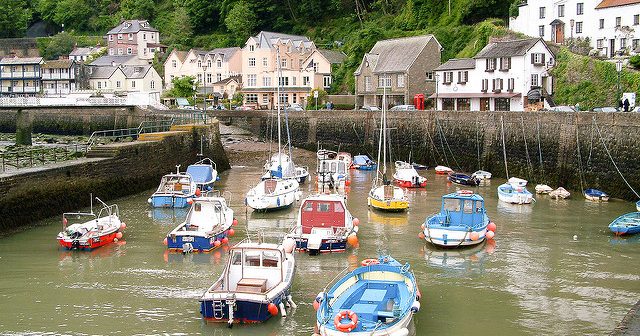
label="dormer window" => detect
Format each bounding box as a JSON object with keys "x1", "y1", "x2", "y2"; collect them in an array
[
  {"x1": 118, "y1": 34, "x2": 123, "y2": 40},
  {"x1": 217, "y1": 59, "x2": 222, "y2": 68},
  {"x1": 207, "y1": 60, "x2": 212, "y2": 68},
  {"x1": 128, "y1": 33, "x2": 133, "y2": 40},
  {"x1": 109, "y1": 35, "x2": 113, "y2": 41},
  {"x1": 197, "y1": 60, "x2": 202, "y2": 68},
  {"x1": 249, "y1": 45, "x2": 255, "y2": 52},
  {"x1": 486, "y1": 58, "x2": 496, "y2": 72}
]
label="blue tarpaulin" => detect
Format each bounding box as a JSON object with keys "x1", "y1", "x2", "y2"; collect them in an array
[
  {"x1": 353, "y1": 155, "x2": 374, "y2": 166},
  {"x1": 187, "y1": 165, "x2": 214, "y2": 185}
]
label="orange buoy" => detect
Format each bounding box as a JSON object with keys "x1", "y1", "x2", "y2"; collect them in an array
[
  {"x1": 233, "y1": 218, "x2": 238, "y2": 226},
  {"x1": 213, "y1": 240, "x2": 221, "y2": 247},
  {"x1": 347, "y1": 234, "x2": 358, "y2": 247},
  {"x1": 352, "y1": 217, "x2": 360, "y2": 226},
  {"x1": 361, "y1": 258, "x2": 379, "y2": 267},
  {"x1": 163, "y1": 237, "x2": 168, "y2": 245},
  {"x1": 486, "y1": 230, "x2": 495, "y2": 240},
  {"x1": 115, "y1": 232, "x2": 123, "y2": 239},
  {"x1": 120, "y1": 222, "x2": 127, "y2": 230},
  {"x1": 345, "y1": 180, "x2": 351, "y2": 186},
  {"x1": 195, "y1": 188, "x2": 201, "y2": 197},
  {"x1": 334, "y1": 310, "x2": 358, "y2": 332},
  {"x1": 313, "y1": 300, "x2": 320, "y2": 311},
  {"x1": 487, "y1": 222, "x2": 496, "y2": 232},
  {"x1": 221, "y1": 237, "x2": 229, "y2": 244},
  {"x1": 470, "y1": 232, "x2": 480, "y2": 241},
  {"x1": 228, "y1": 228, "x2": 235, "y2": 237},
  {"x1": 268, "y1": 303, "x2": 278, "y2": 316},
  {"x1": 418, "y1": 232, "x2": 425, "y2": 239}
]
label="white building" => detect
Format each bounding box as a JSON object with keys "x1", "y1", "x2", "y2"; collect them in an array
[
  {"x1": 88, "y1": 64, "x2": 162, "y2": 103},
  {"x1": 432, "y1": 38, "x2": 555, "y2": 111},
  {"x1": 41, "y1": 59, "x2": 77, "y2": 96},
  {"x1": 69, "y1": 46, "x2": 106, "y2": 62},
  {"x1": 163, "y1": 47, "x2": 242, "y2": 91},
  {"x1": 510, "y1": 0, "x2": 640, "y2": 58},
  {"x1": 106, "y1": 20, "x2": 166, "y2": 60}
]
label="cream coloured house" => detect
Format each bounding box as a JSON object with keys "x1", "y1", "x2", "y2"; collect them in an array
[
  {"x1": 88, "y1": 64, "x2": 162, "y2": 102},
  {"x1": 163, "y1": 47, "x2": 242, "y2": 91}
]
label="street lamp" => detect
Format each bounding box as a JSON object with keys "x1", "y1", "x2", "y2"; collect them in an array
[
  {"x1": 434, "y1": 73, "x2": 439, "y2": 111},
  {"x1": 616, "y1": 59, "x2": 623, "y2": 107},
  {"x1": 202, "y1": 66, "x2": 208, "y2": 111},
  {"x1": 570, "y1": 19, "x2": 575, "y2": 41}
]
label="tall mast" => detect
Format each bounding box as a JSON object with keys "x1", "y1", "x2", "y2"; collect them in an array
[
  {"x1": 382, "y1": 86, "x2": 387, "y2": 177},
  {"x1": 276, "y1": 47, "x2": 282, "y2": 172}
]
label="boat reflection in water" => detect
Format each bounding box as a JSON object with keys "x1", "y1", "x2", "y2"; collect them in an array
[
  {"x1": 609, "y1": 235, "x2": 640, "y2": 245},
  {"x1": 367, "y1": 209, "x2": 408, "y2": 226},
  {"x1": 148, "y1": 208, "x2": 188, "y2": 226},
  {"x1": 497, "y1": 200, "x2": 534, "y2": 216},
  {"x1": 422, "y1": 239, "x2": 496, "y2": 274},
  {"x1": 163, "y1": 246, "x2": 228, "y2": 265},
  {"x1": 58, "y1": 241, "x2": 126, "y2": 264}
]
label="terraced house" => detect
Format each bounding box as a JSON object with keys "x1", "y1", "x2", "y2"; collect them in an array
[
  {"x1": 106, "y1": 20, "x2": 166, "y2": 60},
  {"x1": 0, "y1": 57, "x2": 43, "y2": 97},
  {"x1": 354, "y1": 35, "x2": 442, "y2": 109}
]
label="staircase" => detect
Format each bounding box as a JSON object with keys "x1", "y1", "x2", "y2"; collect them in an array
[{"x1": 85, "y1": 146, "x2": 120, "y2": 158}]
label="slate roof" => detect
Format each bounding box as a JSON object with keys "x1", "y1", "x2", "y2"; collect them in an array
[
  {"x1": 90, "y1": 55, "x2": 146, "y2": 66},
  {"x1": 212, "y1": 75, "x2": 241, "y2": 85},
  {"x1": 474, "y1": 38, "x2": 543, "y2": 59},
  {"x1": 354, "y1": 53, "x2": 379, "y2": 75},
  {"x1": 250, "y1": 31, "x2": 314, "y2": 49},
  {"x1": 89, "y1": 64, "x2": 154, "y2": 79},
  {"x1": 171, "y1": 50, "x2": 188, "y2": 63},
  {"x1": 362, "y1": 35, "x2": 439, "y2": 74},
  {"x1": 69, "y1": 47, "x2": 92, "y2": 56},
  {"x1": 89, "y1": 66, "x2": 118, "y2": 79},
  {"x1": 0, "y1": 57, "x2": 43, "y2": 65},
  {"x1": 318, "y1": 49, "x2": 347, "y2": 64},
  {"x1": 596, "y1": 0, "x2": 640, "y2": 9},
  {"x1": 434, "y1": 58, "x2": 476, "y2": 71},
  {"x1": 42, "y1": 59, "x2": 74, "y2": 69},
  {"x1": 208, "y1": 47, "x2": 240, "y2": 60},
  {"x1": 107, "y1": 20, "x2": 158, "y2": 34}
]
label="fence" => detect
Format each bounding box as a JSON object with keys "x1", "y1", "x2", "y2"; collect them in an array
[{"x1": 1, "y1": 143, "x2": 88, "y2": 172}]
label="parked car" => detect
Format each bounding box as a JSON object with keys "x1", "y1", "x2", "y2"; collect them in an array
[
  {"x1": 178, "y1": 105, "x2": 198, "y2": 111},
  {"x1": 235, "y1": 105, "x2": 254, "y2": 111},
  {"x1": 592, "y1": 107, "x2": 618, "y2": 112},
  {"x1": 287, "y1": 103, "x2": 304, "y2": 111},
  {"x1": 361, "y1": 105, "x2": 380, "y2": 111},
  {"x1": 550, "y1": 105, "x2": 576, "y2": 112},
  {"x1": 389, "y1": 104, "x2": 416, "y2": 111}
]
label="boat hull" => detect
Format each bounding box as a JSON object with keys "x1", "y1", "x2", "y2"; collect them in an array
[
  {"x1": 448, "y1": 175, "x2": 479, "y2": 186},
  {"x1": 150, "y1": 195, "x2": 192, "y2": 208},
  {"x1": 58, "y1": 231, "x2": 118, "y2": 250},
  {"x1": 395, "y1": 179, "x2": 426, "y2": 188},
  {"x1": 295, "y1": 238, "x2": 347, "y2": 254},
  {"x1": 200, "y1": 294, "x2": 288, "y2": 323},
  {"x1": 368, "y1": 197, "x2": 409, "y2": 211},
  {"x1": 246, "y1": 188, "x2": 299, "y2": 211},
  {"x1": 608, "y1": 212, "x2": 640, "y2": 236},
  {"x1": 354, "y1": 164, "x2": 376, "y2": 171},
  {"x1": 318, "y1": 310, "x2": 413, "y2": 336},
  {"x1": 423, "y1": 226, "x2": 487, "y2": 247},
  {"x1": 167, "y1": 231, "x2": 230, "y2": 252}
]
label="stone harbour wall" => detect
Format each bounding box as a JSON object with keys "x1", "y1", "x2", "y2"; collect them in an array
[{"x1": 212, "y1": 110, "x2": 640, "y2": 201}]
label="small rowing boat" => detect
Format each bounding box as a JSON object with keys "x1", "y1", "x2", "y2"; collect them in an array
[{"x1": 608, "y1": 212, "x2": 640, "y2": 236}]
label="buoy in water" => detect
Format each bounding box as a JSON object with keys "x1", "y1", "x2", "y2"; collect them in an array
[
  {"x1": 228, "y1": 228, "x2": 235, "y2": 237},
  {"x1": 120, "y1": 222, "x2": 127, "y2": 230},
  {"x1": 163, "y1": 237, "x2": 168, "y2": 245},
  {"x1": 221, "y1": 237, "x2": 229, "y2": 244},
  {"x1": 267, "y1": 303, "x2": 278, "y2": 316},
  {"x1": 195, "y1": 188, "x2": 201, "y2": 197},
  {"x1": 347, "y1": 234, "x2": 358, "y2": 247},
  {"x1": 486, "y1": 230, "x2": 495, "y2": 240},
  {"x1": 470, "y1": 232, "x2": 480, "y2": 241},
  {"x1": 487, "y1": 222, "x2": 496, "y2": 232},
  {"x1": 352, "y1": 217, "x2": 360, "y2": 226},
  {"x1": 573, "y1": 235, "x2": 578, "y2": 240},
  {"x1": 283, "y1": 238, "x2": 296, "y2": 253},
  {"x1": 115, "y1": 232, "x2": 123, "y2": 239},
  {"x1": 232, "y1": 218, "x2": 238, "y2": 226},
  {"x1": 345, "y1": 180, "x2": 351, "y2": 186},
  {"x1": 418, "y1": 232, "x2": 425, "y2": 239},
  {"x1": 213, "y1": 240, "x2": 221, "y2": 247}
]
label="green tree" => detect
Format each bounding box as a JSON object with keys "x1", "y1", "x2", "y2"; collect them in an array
[
  {"x1": 224, "y1": 1, "x2": 257, "y2": 44},
  {"x1": 41, "y1": 32, "x2": 76, "y2": 60},
  {"x1": 120, "y1": 0, "x2": 156, "y2": 20},
  {"x1": 0, "y1": 0, "x2": 32, "y2": 38},
  {"x1": 164, "y1": 5, "x2": 193, "y2": 49},
  {"x1": 167, "y1": 76, "x2": 197, "y2": 98},
  {"x1": 53, "y1": 0, "x2": 93, "y2": 31},
  {"x1": 184, "y1": 0, "x2": 221, "y2": 34}
]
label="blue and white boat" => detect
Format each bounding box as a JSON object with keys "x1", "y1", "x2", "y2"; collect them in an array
[
  {"x1": 608, "y1": 212, "x2": 640, "y2": 236},
  {"x1": 352, "y1": 155, "x2": 376, "y2": 170},
  {"x1": 148, "y1": 165, "x2": 197, "y2": 208},
  {"x1": 497, "y1": 177, "x2": 534, "y2": 204},
  {"x1": 165, "y1": 194, "x2": 235, "y2": 252},
  {"x1": 422, "y1": 190, "x2": 492, "y2": 247},
  {"x1": 584, "y1": 188, "x2": 610, "y2": 202},
  {"x1": 315, "y1": 255, "x2": 420, "y2": 336},
  {"x1": 261, "y1": 153, "x2": 309, "y2": 183},
  {"x1": 636, "y1": 200, "x2": 640, "y2": 211},
  {"x1": 186, "y1": 158, "x2": 218, "y2": 191},
  {"x1": 200, "y1": 237, "x2": 296, "y2": 326}
]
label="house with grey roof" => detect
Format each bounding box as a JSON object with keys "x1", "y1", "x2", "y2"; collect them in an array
[
  {"x1": 69, "y1": 46, "x2": 106, "y2": 62},
  {"x1": 163, "y1": 47, "x2": 242, "y2": 93},
  {"x1": 0, "y1": 56, "x2": 43, "y2": 97},
  {"x1": 354, "y1": 35, "x2": 442, "y2": 109},
  {"x1": 41, "y1": 59, "x2": 79, "y2": 96},
  {"x1": 431, "y1": 38, "x2": 555, "y2": 111},
  {"x1": 88, "y1": 64, "x2": 162, "y2": 102},
  {"x1": 106, "y1": 20, "x2": 165, "y2": 60}
]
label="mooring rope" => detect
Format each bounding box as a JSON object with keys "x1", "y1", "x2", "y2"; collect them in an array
[
  {"x1": 521, "y1": 116, "x2": 534, "y2": 181},
  {"x1": 575, "y1": 122, "x2": 586, "y2": 193},
  {"x1": 536, "y1": 117, "x2": 545, "y2": 180},
  {"x1": 501, "y1": 116, "x2": 509, "y2": 179}
]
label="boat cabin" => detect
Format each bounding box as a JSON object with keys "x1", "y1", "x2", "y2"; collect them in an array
[
  {"x1": 223, "y1": 244, "x2": 285, "y2": 294},
  {"x1": 440, "y1": 192, "x2": 486, "y2": 227},
  {"x1": 318, "y1": 160, "x2": 347, "y2": 176},
  {"x1": 300, "y1": 198, "x2": 346, "y2": 234},
  {"x1": 186, "y1": 159, "x2": 217, "y2": 189},
  {"x1": 353, "y1": 155, "x2": 374, "y2": 166},
  {"x1": 156, "y1": 174, "x2": 193, "y2": 194},
  {"x1": 185, "y1": 198, "x2": 227, "y2": 230}
]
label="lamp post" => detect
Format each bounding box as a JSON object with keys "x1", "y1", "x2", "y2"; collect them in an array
[
  {"x1": 616, "y1": 59, "x2": 623, "y2": 107},
  {"x1": 202, "y1": 66, "x2": 208, "y2": 111},
  {"x1": 570, "y1": 19, "x2": 575, "y2": 42},
  {"x1": 434, "y1": 73, "x2": 439, "y2": 111}
]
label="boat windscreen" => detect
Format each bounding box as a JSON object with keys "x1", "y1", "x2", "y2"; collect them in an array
[
  {"x1": 443, "y1": 199, "x2": 460, "y2": 212},
  {"x1": 187, "y1": 165, "x2": 214, "y2": 184}
]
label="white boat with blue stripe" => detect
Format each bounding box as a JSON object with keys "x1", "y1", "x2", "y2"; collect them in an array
[
  {"x1": 186, "y1": 157, "x2": 218, "y2": 191},
  {"x1": 422, "y1": 190, "x2": 493, "y2": 247},
  {"x1": 148, "y1": 165, "x2": 197, "y2": 208},
  {"x1": 497, "y1": 177, "x2": 534, "y2": 204}
]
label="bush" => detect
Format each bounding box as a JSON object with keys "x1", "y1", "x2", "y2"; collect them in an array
[{"x1": 630, "y1": 55, "x2": 640, "y2": 69}]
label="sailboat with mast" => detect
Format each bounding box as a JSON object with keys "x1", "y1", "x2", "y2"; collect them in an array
[
  {"x1": 245, "y1": 47, "x2": 301, "y2": 211},
  {"x1": 367, "y1": 89, "x2": 409, "y2": 211}
]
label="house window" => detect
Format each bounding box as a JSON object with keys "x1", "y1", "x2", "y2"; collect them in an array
[
  {"x1": 378, "y1": 74, "x2": 391, "y2": 87},
  {"x1": 292, "y1": 77, "x2": 297, "y2": 86},
  {"x1": 443, "y1": 71, "x2": 453, "y2": 84},
  {"x1": 577, "y1": 3, "x2": 584, "y2": 15},
  {"x1": 207, "y1": 60, "x2": 212, "y2": 68},
  {"x1": 539, "y1": 25, "x2": 545, "y2": 37},
  {"x1": 531, "y1": 74, "x2": 539, "y2": 87},
  {"x1": 127, "y1": 47, "x2": 132, "y2": 55},
  {"x1": 635, "y1": 15, "x2": 639, "y2": 26},
  {"x1": 207, "y1": 73, "x2": 212, "y2": 83},
  {"x1": 558, "y1": 4, "x2": 564, "y2": 17},
  {"x1": 118, "y1": 34, "x2": 123, "y2": 40},
  {"x1": 597, "y1": 39, "x2": 604, "y2": 48},
  {"x1": 442, "y1": 98, "x2": 455, "y2": 110},
  {"x1": 499, "y1": 57, "x2": 511, "y2": 71},
  {"x1": 364, "y1": 76, "x2": 371, "y2": 91},
  {"x1": 507, "y1": 78, "x2": 515, "y2": 92},
  {"x1": 143, "y1": 33, "x2": 146, "y2": 40},
  {"x1": 109, "y1": 48, "x2": 114, "y2": 55},
  {"x1": 486, "y1": 58, "x2": 496, "y2": 71},
  {"x1": 456, "y1": 98, "x2": 470, "y2": 111},
  {"x1": 263, "y1": 76, "x2": 272, "y2": 87},
  {"x1": 621, "y1": 38, "x2": 627, "y2": 49},
  {"x1": 323, "y1": 75, "x2": 331, "y2": 88},
  {"x1": 151, "y1": 80, "x2": 155, "y2": 89},
  {"x1": 600, "y1": 19, "x2": 605, "y2": 29},
  {"x1": 247, "y1": 74, "x2": 256, "y2": 87},
  {"x1": 426, "y1": 72, "x2": 434, "y2": 81},
  {"x1": 576, "y1": 22, "x2": 583, "y2": 33},
  {"x1": 303, "y1": 76, "x2": 310, "y2": 86},
  {"x1": 397, "y1": 74, "x2": 405, "y2": 87},
  {"x1": 116, "y1": 81, "x2": 121, "y2": 88},
  {"x1": 616, "y1": 17, "x2": 621, "y2": 27},
  {"x1": 492, "y1": 78, "x2": 503, "y2": 92},
  {"x1": 249, "y1": 45, "x2": 255, "y2": 52},
  {"x1": 539, "y1": 7, "x2": 545, "y2": 19},
  {"x1": 281, "y1": 59, "x2": 287, "y2": 68},
  {"x1": 197, "y1": 74, "x2": 202, "y2": 83},
  {"x1": 109, "y1": 35, "x2": 113, "y2": 41},
  {"x1": 249, "y1": 58, "x2": 256, "y2": 67},
  {"x1": 532, "y1": 53, "x2": 545, "y2": 65},
  {"x1": 128, "y1": 33, "x2": 133, "y2": 40},
  {"x1": 279, "y1": 77, "x2": 289, "y2": 86},
  {"x1": 633, "y1": 39, "x2": 639, "y2": 50},
  {"x1": 481, "y1": 79, "x2": 488, "y2": 92},
  {"x1": 262, "y1": 94, "x2": 269, "y2": 104},
  {"x1": 217, "y1": 59, "x2": 222, "y2": 68},
  {"x1": 172, "y1": 60, "x2": 177, "y2": 68},
  {"x1": 97, "y1": 82, "x2": 102, "y2": 89},
  {"x1": 457, "y1": 71, "x2": 468, "y2": 84},
  {"x1": 299, "y1": 59, "x2": 303, "y2": 68},
  {"x1": 495, "y1": 98, "x2": 510, "y2": 111},
  {"x1": 262, "y1": 58, "x2": 268, "y2": 67},
  {"x1": 246, "y1": 93, "x2": 258, "y2": 103},
  {"x1": 118, "y1": 48, "x2": 123, "y2": 55},
  {"x1": 131, "y1": 80, "x2": 136, "y2": 88},
  {"x1": 278, "y1": 93, "x2": 289, "y2": 104},
  {"x1": 197, "y1": 60, "x2": 202, "y2": 68}
]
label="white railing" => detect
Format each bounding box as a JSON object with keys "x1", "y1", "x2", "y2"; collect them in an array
[{"x1": 0, "y1": 96, "x2": 140, "y2": 107}]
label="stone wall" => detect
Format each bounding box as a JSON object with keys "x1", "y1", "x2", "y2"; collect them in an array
[
  {"x1": 0, "y1": 121, "x2": 230, "y2": 233},
  {"x1": 0, "y1": 38, "x2": 39, "y2": 58},
  {"x1": 212, "y1": 109, "x2": 640, "y2": 201}
]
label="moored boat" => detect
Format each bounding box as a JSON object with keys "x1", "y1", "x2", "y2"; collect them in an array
[
  {"x1": 471, "y1": 170, "x2": 492, "y2": 180},
  {"x1": 447, "y1": 172, "x2": 479, "y2": 186},
  {"x1": 435, "y1": 165, "x2": 453, "y2": 175},
  {"x1": 352, "y1": 155, "x2": 376, "y2": 170},
  {"x1": 245, "y1": 178, "x2": 301, "y2": 211},
  {"x1": 549, "y1": 187, "x2": 571, "y2": 199},
  {"x1": 57, "y1": 197, "x2": 125, "y2": 250},
  {"x1": 199, "y1": 237, "x2": 296, "y2": 325},
  {"x1": 337, "y1": 152, "x2": 352, "y2": 169},
  {"x1": 318, "y1": 150, "x2": 349, "y2": 189},
  {"x1": 186, "y1": 158, "x2": 218, "y2": 191},
  {"x1": 608, "y1": 212, "x2": 640, "y2": 236},
  {"x1": 165, "y1": 194, "x2": 236, "y2": 253},
  {"x1": 286, "y1": 193, "x2": 359, "y2": 255},
  {"x1": 149, "y1": 165, "x2": 198, "y2": 208},
  {"x1": 314, "y1": 255, "x2": 420, "y2": 336},
  {"x1": 393, "y1": 161, "x2": 426, "y2": 188},
  {"x1": 421, "y1": 190, "x2": 495, "y2": 247},
  {"x1": 535, "y1": 184, "x2": 553, "y2": 194},
  {"x1": 411, "y1": 162, "x2": 428, "y2": 170},
  {"x1": 636, "y1": 200, "x2": 640, "y2": 212},
  {"x1": 584, "y1": 188, "x2": 609, "y2": 202},
  {"x1": 497, "y1": 177, "x2": 533, "y2": 204}
]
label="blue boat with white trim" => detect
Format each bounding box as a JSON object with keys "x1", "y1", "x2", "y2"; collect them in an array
[
  {"x1": 608, "y1": 212, "x2": 640, "y2": 236},
  {"x1": 315, "y1": 255, "x2": 420, "y2": 336},
  {"x1": 148, "y1": 165, "x2": 197, "y2": 208},
  {"x1": 584, "y1": 188, "x2": 609, "y2": 202},
  {"x1": 186, "y1": 157, "x2": 218, "y2": 191},
  {"x1": 422, "y1": 190, "x2": 495, "y2": 248},
  {"x1": 165, "y1": 194, "x2": 236, "y2": 252},
  {"x1": 352, "y1": 155, "x2": 377, "y2": 170}
]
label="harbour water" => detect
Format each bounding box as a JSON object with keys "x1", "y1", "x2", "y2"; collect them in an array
[{"x1": 1, "y1": 166, "x2": 639, "y2": 335}]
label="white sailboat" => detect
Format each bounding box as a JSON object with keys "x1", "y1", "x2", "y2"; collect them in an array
[
  {"x1": 245, "y1": 47, "x2": 301, "y2": 211},
  {"x1": 367, "y1": 88, "x2": 409, "y2": 211}
]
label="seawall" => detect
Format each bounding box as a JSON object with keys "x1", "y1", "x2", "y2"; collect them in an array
[
  {"x1": 0, "y1": 120, "x2": 230, "y2": 233},
  {"x1": 212, "y1": 110, "x2": 640, "y2": 201}
]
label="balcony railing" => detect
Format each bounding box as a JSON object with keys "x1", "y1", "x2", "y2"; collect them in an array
[
  {"x1": 41, "y1": 74, "x2": 74, "y2": 80},
  {"x1": 0, "y1": 86, "x2": 39, "y2": 93},
  {"x1": 0, "y1": 71, "x2": 40, "y2": 78}
]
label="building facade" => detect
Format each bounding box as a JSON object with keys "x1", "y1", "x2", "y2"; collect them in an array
[
  {"x1": 88, "y1": 64, "x2": 162, "y2": 102},
  {"x1": 0, "y1": 57, "x2": 43, "y2": 97},
  {"x1": 354, "y1": 35, "x2": 442, "y2": 108},
  {"x1": 432, "y1": 38, "x2": 555, "y2": 111},
  {"x1": 106, "y1": 20, "x2": 165, "y2": 60},
  {"x1": 510, "y1": 0, "x2": 640, "y2": 58},
  {"x1": 163, "y1": 47, "x2": 242, "y2": 91},
  {"x1": 41, "y1": 59, "x2": 77, "y2": 96},
  {"x1": 69, "y1": 46, "x2": 105, "y2": 62}
]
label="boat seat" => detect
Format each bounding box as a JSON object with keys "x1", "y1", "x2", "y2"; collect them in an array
[{"x1": 236, "y1": 278, "x2": 267, "y2": 293}]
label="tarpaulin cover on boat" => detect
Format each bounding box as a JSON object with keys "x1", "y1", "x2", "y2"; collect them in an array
[
  {"x1": 353, "y1": 155, "x2": 373, "y2": 166},
  {"x1": 187, "y1": 165, "x2": 215, "y2": 184}
]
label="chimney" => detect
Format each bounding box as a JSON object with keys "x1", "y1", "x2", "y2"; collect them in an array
[{"x1": 111, "y1": 61, "x2": 116, "y2": 67}]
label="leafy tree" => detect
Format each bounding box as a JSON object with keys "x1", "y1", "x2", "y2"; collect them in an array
[
  {"x1": 41, "y1": 32, "x2": 76, "y2": 60},
  {"x1": 167, "y1": 76, "x2": 197, "y2": 98},
  {"x1": 184, "y1": 0, "x2": 221, "y2": 34},
  {"x1": 461, "y1": 0, "x2": 510, "y2": 25},
  {"x1": 232, "y1": 92, "x2": 244, "y2": 105},
  {"x1": 53, "y1": 0, "x2": 93, "y2": 31},
  {"x1": 630, "y1": 55, "x2": 640, "y2": 69},
  {"x1": 224, "y1": 1, "x2": 257, "y2": 44},
  {"x1": 0, "y1": 0, "x2": 32, "y2": 38},
  {"x1": 120, "y1": 0, "x2": 156, "y2": 21},
  {"x1": 164, "y1": 5, "x2": 193, "y2": 49}
]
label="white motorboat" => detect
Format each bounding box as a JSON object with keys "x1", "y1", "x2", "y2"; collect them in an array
[
  {"x1": 497, "y1": 177, "x2": 534, "y2": 204},
  {"x1": 435, "y1": 165, "x2": 453, "y2": 175},
  {"x1": 393, "y1": 161, "x2": 426, "y2": 188},
  {"x1": 472, "y1": 170, "x2": 492, "y2": 180},
  {"x1": 246, "y1": 178, "x2": 300, "y2": 211}
]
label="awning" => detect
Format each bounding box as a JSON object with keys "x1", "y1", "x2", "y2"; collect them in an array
[
  {"x1": 428, "y1": 92, "x2": 521, "y2": 99},
  {"x1": 527, "y1": 88, "x2": 542, "y2": 100}
]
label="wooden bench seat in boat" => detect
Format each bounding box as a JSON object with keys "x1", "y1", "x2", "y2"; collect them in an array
[{"x1": 236, "y1": 278, "x2": 267, "y2": 293}]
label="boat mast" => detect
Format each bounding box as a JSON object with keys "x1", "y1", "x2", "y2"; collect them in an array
[
  {"x1": 375, "y1": 89, "x2": 384, "y2": 185},
  {"x1": 276, "y1": 47, "x2": 282, "y2": 173},
  {"x1": 500, "y1": 116, "x2": 509, "y2": 179},
  {"x1": 382, "y1": 86, "x2": 387, "y2": 179}
]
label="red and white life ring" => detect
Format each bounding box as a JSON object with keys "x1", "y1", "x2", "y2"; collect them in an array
[
  {"x1": 361, "y1": 258, "x2": 379, "y2": 267},
  {"x1": 334, "y1": 310, "x2": 358, "y2": 332},
  {"x1": 457, "y1": 190, "x2": 474, "y2": 196}
]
